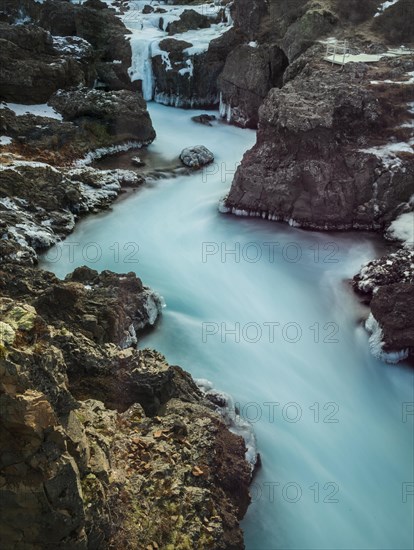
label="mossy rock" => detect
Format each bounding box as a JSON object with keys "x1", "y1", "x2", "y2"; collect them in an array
[{"x1": 0, "y1": 321, "x2": 16, "y2": 346}]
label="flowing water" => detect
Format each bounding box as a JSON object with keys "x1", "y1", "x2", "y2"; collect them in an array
[{"x1": 40, "y1": 104, "x2": 414, "y2": 550}]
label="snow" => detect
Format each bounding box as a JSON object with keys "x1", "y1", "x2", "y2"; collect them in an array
[
  {"x1": 360, "y1": 139, "x2": 414, "y2": 169},
  {"x1": 52, "y1": 36, "x2": 92, "y2": 59},
  {"x1": 370, "y1": 71, "x2": 414, "y2": 85},
  {"x1": 0, "y1": 102, "x2": 63, "y2": 120},
  {"x1": 387, "y1": 212, "x2": 414, "y2": 247},
  {"x1": 374, "y1": 0, "x2": 400, "y2": 17},
  {"x1": 178, "y1": 59, "x2": 194, "y2": 78},
  {"x1": 0, "y1": 159, "x2": 61, "y2": 172},
  {"x1": 0, "y1": 136, "x2": 12, "y2": 146}
]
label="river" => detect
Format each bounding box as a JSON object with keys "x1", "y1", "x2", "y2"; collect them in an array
[{"x1": 40, "y1": 103, "x2": 414, "y2": 550}]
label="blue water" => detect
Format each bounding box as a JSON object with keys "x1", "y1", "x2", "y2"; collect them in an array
[{"x1": 41, "y1": 104, "x2": 414, "y2": 550}]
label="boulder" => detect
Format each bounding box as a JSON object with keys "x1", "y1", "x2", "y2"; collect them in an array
[
  {"x1": 180, "y1": 145, "x2": 214, "y2": 168},
  {"x1": 0, "y1": 23, "x2": 87, "y2": 103},
  {"x1": 223, "y1": 62, "x2": 414, "y2": 230},
  {"x1": 49, "y1": 87, "x2": 156, "y2": 143},
  {"x1": 166, "y1": 8, "x2": 210, "y2": 35},
  {"x1": 191, "y1": 114, "x2": 216, "y2": 125}
]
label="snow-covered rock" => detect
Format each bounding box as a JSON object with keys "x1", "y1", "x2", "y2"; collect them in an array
[{"x1": 179, "y1": 145, "x2": 214, "y2": 168}]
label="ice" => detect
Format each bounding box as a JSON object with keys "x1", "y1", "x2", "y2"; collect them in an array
[
  {"x1": 122, "y1": 1, "x2": 231, "y2": 102},
  {"x1": 1, "y1": 102, "x2": 63, "y2": 120},
  {"x1": 178, "y1": 59, "x2": 194, "y2": 77},
  {"x1": 75, "y1": 141, "x2": 148, "y2": 166},
  {"x1": 370, "y1": 71, "x2": 414, "y2": 85},
  {"x1": 365, "y1": 313, "x2": 409, "y2": 363},
  {"x1": 128, "y1": 37, "x2": 155, "y2": 99}
]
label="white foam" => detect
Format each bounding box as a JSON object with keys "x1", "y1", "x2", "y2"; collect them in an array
[
  {"x1": 365, "y1": 313, "x2": 409, "y2": 364},
  {"x1": 386, "y1": 212, "x2": 414, "y2": 247}
]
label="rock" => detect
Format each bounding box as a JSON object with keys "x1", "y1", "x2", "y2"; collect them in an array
[
  {"x1": 142, "y1": 4, "x2": 154, "y2": 14},
  {"x1": 353, "y1": 249, "x2": 414, "y2": 363},
  {"x1": 369, "y1": 283, "x2": 414, "y2": 362},
  {"x1": 0, "y1": 162, "x2": 145, "y2": 264},
  {"x1": 180, "y1": 145, "x2": 214, "y2": 168},
  {"x1": 218, "y1": 43, "x2": 288, "y2": 128},
  {"x1": 223, "y1": 61, "x2": 414, "y2": 230},
  {"x1": 0, "y1": 271, "x2": 252, "y2": 549},
  {"x1": 166, "y1": 8, "x2": 210, "y2": 35},
  {"x1": 0, "y1": 22, "x2": 87, "y2": 103},
  {"x1": 371, "y1": 0, "x2": 413, "y2": 44},
  {"x1": 152, "y1": 27, "x2": 245, "y2": 108},
  {"x1": 354, "y1": 250, "x2": 414, "y2": 296},
  {"x1": 37, "y1": 0, "x2": 134, "y2": 91},
  {"x1": 191, "y1": 114, "x2": 217, "y2": 126},
  {"x1": 131, "y1": 156, "x2": 145, "y2": 167},
  {"x1": 49, "y1": 87, "x2": 156, "y2": 143}
]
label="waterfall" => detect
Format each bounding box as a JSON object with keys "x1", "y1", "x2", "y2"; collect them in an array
[{"x1": 128, "y1": 37, "x2": 154, "y2": 101}]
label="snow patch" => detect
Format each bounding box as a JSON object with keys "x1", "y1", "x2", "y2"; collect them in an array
[
  {"x1": 1, "y1": 102, "x2": 62, "y2": 120},
  {"x1": 360, "y1": 139, "x2": 414, "y2": 169},
  {"x1": 52, "y1": 36, "x2": 92, "y2": 59},
  {"x1": 374, "y1": 0, "x2": 400, "y2": 17},
  {"x1": 0, "y1": 136, "x2": 13, "y2": 146}
]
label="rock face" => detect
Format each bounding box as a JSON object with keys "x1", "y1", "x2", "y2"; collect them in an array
[
  {"x1": 353, "y1": 249, "x2": 414, "y2": 363},
  {"x1": 180, "y1": 145, "x2": 214, "y2": 168},
  {"x1": 38, "y1": 0, "x2": 134, "y2": 91},
  {"x1": 0, "y1": 265, "x2": 252, "y2": 549},
  {"x1": 152, "y1": 27, "x2": 245, "y2": 108},
  {"x1": 223, "y1": 60, "x2": 414, "y2": 230},
  {"x1": 0, "y1": 0, "x2": 135, "y2": 100},
  {"x1": 0, "y1": 22, "x2": 88, "y2": 103},
  {"x1": 218, "y1": 43, "x2": 288, "y2": 128}
]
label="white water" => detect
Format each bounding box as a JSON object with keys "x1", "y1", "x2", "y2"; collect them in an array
[{"x1": 40, "y1": 104, "x2": 414, "y2": 550}]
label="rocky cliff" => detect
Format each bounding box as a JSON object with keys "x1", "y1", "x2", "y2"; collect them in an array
[
  {"x1": 223, "y1": 58, "x2": 414, "y2": 230},
  {"x1": 0, "y1": 268, "x2": 252, "y2": 549}
]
